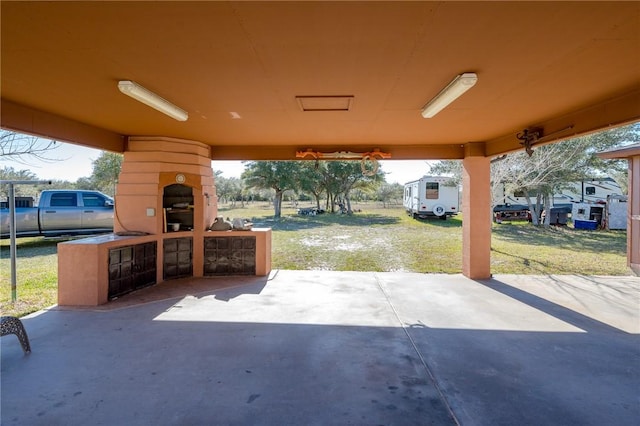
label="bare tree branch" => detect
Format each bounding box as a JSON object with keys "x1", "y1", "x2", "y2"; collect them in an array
[{"x1": 0, "y1": 130, "x2": 63, "y2": 164}]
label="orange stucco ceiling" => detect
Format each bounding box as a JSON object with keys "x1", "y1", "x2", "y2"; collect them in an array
[{"x1": 1, "y1": 1, "x2": 639, "y2": 160}]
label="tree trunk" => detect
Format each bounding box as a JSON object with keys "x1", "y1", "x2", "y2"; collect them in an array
[
  {"x1": 543, "y1": 193, "x2": 552, "y2": 227},
  {"x1": 329, "y1": 193, "x2": 336, "y2": 213},
  {"x1": 345, "y1": 194, "x2": 353, "y2": 214},
  {"x1": 525, "y1": 191, "x2": 541, "y2": 226},
  {"x1": 274, "y1": 190, "x2": 283, "y2": 218}
]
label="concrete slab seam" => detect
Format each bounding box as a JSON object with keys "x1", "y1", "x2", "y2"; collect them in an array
[{"x1": 373, "y1": 273, "x2": 461, "y2": 426}]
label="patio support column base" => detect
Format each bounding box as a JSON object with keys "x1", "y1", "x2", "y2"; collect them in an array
[{"x1": 462, "y1": 143, "x2": 491, "y2": 279}]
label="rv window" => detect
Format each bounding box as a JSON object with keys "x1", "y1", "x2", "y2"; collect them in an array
[
  {"x1": 513, "y1": 190, "x2": 526, "y2": 198},
  {"x1": 585, "y1": 186, "x2": 596, "y2": 195},
  {"x1": 425, "y1": 182, "x2": 439, "y2": 199},
  {"x1": 578, "y1": 208, "x2": 585, "y2": 215}
]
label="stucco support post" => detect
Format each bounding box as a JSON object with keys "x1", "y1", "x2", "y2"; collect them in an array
[
  {"x1": 629, "y1": 155, "x2": 639, "y2": 275},
  {"x1": 462, "y1": 142, "x2": 492, "y2": 279}
]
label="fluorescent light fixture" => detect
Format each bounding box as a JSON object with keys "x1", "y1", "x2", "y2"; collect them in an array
[
  {"x1": 421, "y1": 73, "x2": 478, "y2": 118},
  {"x1": 118, "y1": 80, "x2": 188, "y2": 121}
]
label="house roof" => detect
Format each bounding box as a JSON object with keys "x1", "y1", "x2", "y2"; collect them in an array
[{"x1": 1, "y1": 1, "x2": 639, "y2": 160}]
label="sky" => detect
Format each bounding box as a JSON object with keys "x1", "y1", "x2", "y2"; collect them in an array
[{"x1": 1, "y1": 141, "x2": 435, "y2": 185}]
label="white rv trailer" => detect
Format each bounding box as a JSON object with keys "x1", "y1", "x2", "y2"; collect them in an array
[
  {"x1": 495, "y1": 178, "x2": 623, "y2": 208},
  {"x1": 403, "y1": 176, "x2": 459, "y2": 220}
]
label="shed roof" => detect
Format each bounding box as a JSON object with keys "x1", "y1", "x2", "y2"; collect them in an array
[{"x1": 598, "y1": 143, "x2": 640, "y2": 159}]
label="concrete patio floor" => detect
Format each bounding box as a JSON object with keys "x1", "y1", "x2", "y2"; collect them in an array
[{"x1": 2, "y1": 271, "x2": 639, "y2": 425}]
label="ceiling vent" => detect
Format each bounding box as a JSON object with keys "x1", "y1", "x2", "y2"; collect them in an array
[{"x1": 296, "y1": 95, "x2": 354, "y2": 112}]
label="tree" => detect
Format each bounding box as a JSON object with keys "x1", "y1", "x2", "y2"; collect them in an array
[
  {"x1": 376, "y1": 182, "x2": 403, "y2": 208},
  {"x1": 89, "y1": 152, "x2": 123, "y2": 197},
  {"x1": 0, "y1": 167, "x2": 38, "y2": 199},
  {"x1": 429, "y1": 161, "x2": 462, "y2": 184},
  {"x1": 241, "y1": 161, "x2": 298, "y2": 217},
  {"x1": 573, "y1": 123, "x2": 640, "y2": 194},
  {"x1": 215, "y1": 175, "x2": 244, "y2": 206},
  {"x1": 0, "y1": 130, "x2": 60, "y2": 163},
  {"x1": 296, "y1": 162, "x2": 326, "y2": 210},
  {"x1": 75, "y1": 177, "x2": 96, "y2": 191},
  {"x1": 323, "y1": 161, "x2": 384, "y2": 214},
  {"x1": 429, "y1": 123, "x2": 639, "y2": 226},
  {"x1": 495, "y1": 141, "x2": 590, "y2": 225}
]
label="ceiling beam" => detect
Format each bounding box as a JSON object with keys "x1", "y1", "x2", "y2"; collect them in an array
[
  {"x1": 209, "y1": 144, "x2": 465, "y2": 161},
  {"x1": 0, "y1": 99, "x2": 125, "y2": 152},
  {"x1": 485, "y1": 89, "x2": 640, "y2": 158}
]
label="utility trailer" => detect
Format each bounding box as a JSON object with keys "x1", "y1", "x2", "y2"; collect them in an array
[
  {"x1": 403, "y1": 176, "x2": 459, "y2": 220},
  {"x1": 571, "y1": 194, "x2": 628, "y2": 230},
  {"x1": 605, "y1": 194, "x2": 628, "y2": 230}
]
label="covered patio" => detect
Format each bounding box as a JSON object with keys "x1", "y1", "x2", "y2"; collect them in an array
[
  {"x1": 1, "y1": 3, "x2": 640, "y2": 424},
  {"x1": 2, "y1": 271, "x2": 639, "y2": 425},
  {"x1": 2, "y1": 1, "x2": 639, "y2": 284}
]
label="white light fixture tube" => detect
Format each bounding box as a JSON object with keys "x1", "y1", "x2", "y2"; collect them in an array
[
  {"x1": 118, "y1": 80, "x2": 188, "y2": 121},
  {"x1": 421, "y1": 73, "x2": 478, "y2": 118}
]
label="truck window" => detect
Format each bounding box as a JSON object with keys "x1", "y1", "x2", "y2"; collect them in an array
[
  {"x1": 82, "y1": 193, "x2": 105, "y2": 207},
  {"x1": 50, "y1": 193, "x2": 77, "y2": 207},
  {"x1": 425, "y1": 182, "x2": 439, "y2": 199}
]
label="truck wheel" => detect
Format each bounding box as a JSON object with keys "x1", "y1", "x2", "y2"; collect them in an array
[{"x1": 433, "y1": 204, "x2": 446, "y2": 217}]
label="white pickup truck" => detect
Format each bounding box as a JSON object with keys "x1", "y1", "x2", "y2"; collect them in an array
[{"x1": 1, "y1": 190, "x2": 114, "y2": 238}]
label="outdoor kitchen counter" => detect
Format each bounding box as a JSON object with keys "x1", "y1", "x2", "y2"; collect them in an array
[{"x1": 57, "y1": 228, "x2": 272, "y2": 306}]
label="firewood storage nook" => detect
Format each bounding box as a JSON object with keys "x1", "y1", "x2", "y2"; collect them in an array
[{"x1": 57, "y1": 137, "x2": 271, "y2": 306}]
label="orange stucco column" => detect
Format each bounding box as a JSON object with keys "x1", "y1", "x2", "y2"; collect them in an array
[
  {"x1": 629, "y1": 155, "x2": 639, "y2": 275},
  {"x1": 462, "y1": 143, "x2": 492, "y2": 279}
]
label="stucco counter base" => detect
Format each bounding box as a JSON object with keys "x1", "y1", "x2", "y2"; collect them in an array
[{"x1": 58, "y1": 228, "x2": 271, "y2": 307}]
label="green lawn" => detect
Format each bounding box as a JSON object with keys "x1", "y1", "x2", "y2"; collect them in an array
[
  {"x1": 224, "y1": 202, "x2": 627, "y2": 275},
  {"x1": 1, "y1": 237, "x2": 59, "y2": 318},
  {"x1": 1, "y1": 202, "x2": 630, "y2": 317}
]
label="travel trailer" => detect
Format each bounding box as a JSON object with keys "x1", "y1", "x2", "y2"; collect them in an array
[
  {"x1": 403, "y1": 176, "x2": 459, "y2": 220},
  {"x1": 493, "y1": 178, "x2": 626, "y2": 225},
  {"x1": 494, "y1": 178, "x2": 623, "y2": 211}
]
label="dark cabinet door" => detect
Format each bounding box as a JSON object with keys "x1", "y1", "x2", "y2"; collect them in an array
[
  {"x1": 109, "y1": 246, "x2": 133, "y2": 298},
  {"x1": 164, "y1": 237, "x2": 193, "y2": 279},
  {"x1": 133, "y1": 242, "x2": 157, "y2": 288},
  {"x1": 109, "y1": 242, "x2": 157, "y2": 299},
  {"x1": 204, "y1": 236, "x2": 255, "y2": 276}
]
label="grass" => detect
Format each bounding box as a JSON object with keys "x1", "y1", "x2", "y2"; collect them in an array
[
  {"x1": 491, "y1": 222, "x2": 628, "y2": 274},
  {"x1": 1, "y1": 237, "x2": 59, "y2": 318},
  {"x1": 220, "y1": 201, "x2": 629, "y2": 276},
  {"x1": 1, "y1": 202, "x2": 631, "y2": 317}
]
